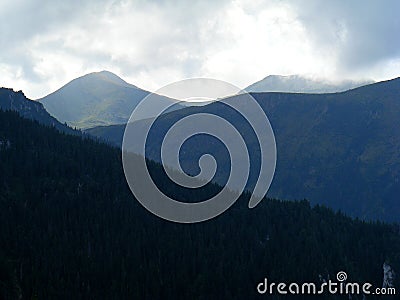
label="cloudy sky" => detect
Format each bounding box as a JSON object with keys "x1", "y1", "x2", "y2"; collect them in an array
[{"x1": 1, "y1": 0, "x2": 400, "y2": 99}]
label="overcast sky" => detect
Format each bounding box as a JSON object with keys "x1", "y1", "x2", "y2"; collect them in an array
[{"x1": 1, "y1": 0, "x2": 400, "y2": 99}]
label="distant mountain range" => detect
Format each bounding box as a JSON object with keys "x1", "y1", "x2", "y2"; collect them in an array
[
  {"x1": 245, "y1": 74, "x2": 373, "y2": 93},
  {"x1": 0, "y1": 87, "x2": 76, "y2": 134},
  {"x1": 87, "y1": 78, "x2": 400, "y2": 222},
  {"x1": 36, "y1": 72, "x2": 373, "y2": 130},
  {"x1": 4, "y1": 71, "x2": 398, "y2": 221},
  {"x1": 38, "y1": 71, "x2": 184, "y2": 129}
]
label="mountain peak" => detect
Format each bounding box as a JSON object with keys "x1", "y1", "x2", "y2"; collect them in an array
[
  {"x1": 77, "y1": 70, "x2": 137, "y2": 89},
  {"x1": 38, "y1": 71, "x2": 183, "y2": 129},
  {"x1": 245, "y1": 74, "x2": 373, "y2": 94}
]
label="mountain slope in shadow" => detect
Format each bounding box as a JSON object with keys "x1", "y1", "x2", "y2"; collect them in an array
[{"x1": 86, "y1": 78, "x2": 400, "y2": 221}]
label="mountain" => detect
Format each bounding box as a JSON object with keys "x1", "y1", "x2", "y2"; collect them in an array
[
  {"x1": 0, "y1": 87, "x2": 76, "y2": 134},
  {"x1": 1, "y1": 108, "x2": 399, "y2": 299},
  {"x1": 86, "y1": 78, "x2": 400, "y2": 222},
  {"x1": 38, "y1": 71, "x2": 184, "y2": 129},
  {"x1": 245, "y1": 74, "x2": 373, "y2": 93}
]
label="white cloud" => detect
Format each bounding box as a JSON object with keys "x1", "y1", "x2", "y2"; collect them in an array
[
  {"x1": 199, "y1": 1, "x2": 334, "y2": 87},
  {"x1": 0, "y1": 0, "x2": 399, "y2": 99}
]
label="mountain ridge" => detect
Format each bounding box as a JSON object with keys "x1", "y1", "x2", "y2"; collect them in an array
[{"x1": 0, "y1": 87, "x2": 76, "y2": 134}]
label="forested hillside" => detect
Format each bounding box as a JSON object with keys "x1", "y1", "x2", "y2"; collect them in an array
[
  {"x1": 1, "y1": 109, "x2": 400, "y2": 299},
  {"x1": 0, "y1": 88, "x2": 76, "y2": 135}
]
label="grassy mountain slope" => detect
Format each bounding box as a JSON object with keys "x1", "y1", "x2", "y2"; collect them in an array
[{"x1": 38, "y1": 71, "x2": 183, "y2": 129}]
